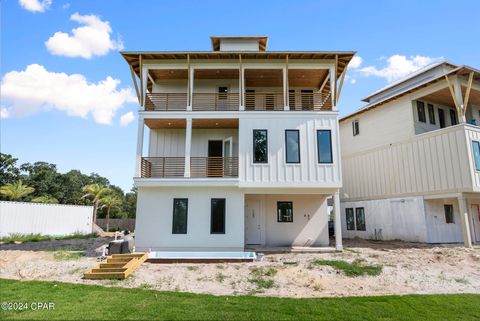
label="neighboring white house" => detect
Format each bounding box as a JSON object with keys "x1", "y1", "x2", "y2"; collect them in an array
[
  {"x1": 339, "y1": 61, "x2": 480, "y2": 246},
  {"x1": 121, "y1": 36, "x2": 354, "y2": 251}
]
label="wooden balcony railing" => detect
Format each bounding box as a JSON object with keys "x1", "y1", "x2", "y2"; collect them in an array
[
  {"x1": 145, "y1": 93, "x2": 188, "y2": 111},
  {"x1": 289, "y1": 92, "x2": 332, "y2": 111},
  {"x1": 191, "y1": 157, "x2": 239, "y2": 178},
  {"x1": 192, "y1": 93, "x2": 239, "y2": 111},
  {"x1": 245, "y1": 92, "x2": 284, "y2": 111},
  {"x1": 140, "y1": 157, "x2": 185, "y2": 177}
]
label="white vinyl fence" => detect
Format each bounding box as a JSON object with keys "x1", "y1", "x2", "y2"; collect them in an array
[{"x1": 0, "y1": 201, "x2": 93, "y2": 237}]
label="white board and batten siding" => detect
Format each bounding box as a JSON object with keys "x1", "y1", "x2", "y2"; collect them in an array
[
  {"x1": 342, "y1": 124, "x2": 480, "y2": 201},
  {"x1": 0, "y1": 201, "x2": 93, "y2": 237}
]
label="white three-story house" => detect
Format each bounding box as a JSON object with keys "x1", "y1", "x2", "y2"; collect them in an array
[
  {"x1": 340, "y1": 62, "x2": 480, "y2": 247},
  {"x1": 122, "y1": 36, "x2": 354, "y2": 252}
]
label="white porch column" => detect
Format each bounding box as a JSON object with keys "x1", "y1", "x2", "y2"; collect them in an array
[
  {"x1": 333, "y1": 191, "x2": 343, "y2": 251},
  {"x1": 142, "y1": 65, "x2": 148, "y2": 110},
  {"x1": 188, "y1": 67, "x2": 194, "y2": 111},
  {"x1": 329, "y1": 66, "x2": 337, "y2": 110},
  {"x1": 283, "y1": 66, "x2": 289, "y2": 111},
  {"x1": 458, "y1": 194, "x2": 473, "y2": 248},
  {"x1": 453, "y1": 78, "x2": 466, "y2": 123},
  {"x1": 135, "y1": 116, "x2": 145, "y2": 177},
  {"x1": 184, "y1": 118, "x2": 192, "y2": 178},
  {"x1": 239, "y1": 57, "x2": 245, "y2": 111}
]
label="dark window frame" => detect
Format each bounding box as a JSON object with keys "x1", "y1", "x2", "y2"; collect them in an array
[
  {"x1": 352, "y1": 119, "x2": 360, "y2": 136},
  {"x1": 450, "y1": 109, "x2": 458, "y2": 125},
  {"x1": 346, "y1": 208, "x2": 355, "y2": 230},
  {"x1": 428, "y1": 104, "x2": 436, "y2": 125},
  {"x1": 277, "y1": 201, "x2": 293, "y2": 223},
  {"x1": 417, "y1": 101, "x2": 426, "y2": 123},
  {"x1": 253, "y1": 129, "x2": 268, "y2": 164},
  {"x1": 472, "y1": 141, "x2": 480, "y2": 171},
  {"x1": 444, "y1": 204, "x2": 454, "y2": 224},
  {"x1": 210, "y1": 198, "x2": 226, "y2": 234},
  {"x1": 172, "y1": 198, "x2": 188, "y2": 234},
  {"x1": 317, "y1": 129, "x2": 333, "y2": 164},
  {"x1": 285, "y1": 129, "x2": 301, "y2": 164},
  {"x1": 355, "y1": 207, "x2": 366, "y2": 231}
]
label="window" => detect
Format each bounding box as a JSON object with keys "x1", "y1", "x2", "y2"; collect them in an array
[
  {"x1": 301, "y1": 90, "x2": 314, "y2": 110},
  {"x1": 346, "y1": 208, "x2": 355, "y2": 230},
  {"x1": 253, "y1": 130, "x2": 268, "y2": 163},
  {"x1": 417, "y1": 101, "x2": 426, "y2": 122},
  {"x1": 317, "y1": 130, "x2": 333, "y2": 164},
  {"x1": 450, "y1": 109, "x2": 458, "y2": 125},
  {"x1": 289, "y1": 90, "x2": 296, "y2": 109},
  {"x1": 352, "y1": 119, "x2": 360, "y2": 136},
  {"x1": 172, "y1": 199, "x2": 188, "y2": 234},
  {"x1": 473, "y1": 141, "x2": 480, "y2": 171},
  {"x1": 438, "y1": 108, "x2": 446, "y2": 128},
  {"x1": 285, "y1": 130, "x2": 300, "y2": 163},
  {"x1": 444, "y1": 204, "x2": 454, "y2": 224},
  {"x1": 211, "y1": 198, "x2": 226, "y2": 234},
  {"x1": 428, "y1": 104, "x2": 436, "y2": 125},
  {"x1": 277, "y1": 202, "x2": 293, "y2": 222},
  {"x1": 355, "y1": 207, "x2": 366, "y2": 231}
]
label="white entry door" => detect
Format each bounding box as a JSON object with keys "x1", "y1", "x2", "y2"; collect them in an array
[
  {"x1": 471, "y1": 204, "x2": 480, "y2": 243},
  {"x1": 245, "y1": 200, "x2": 262, "y2": 245}
]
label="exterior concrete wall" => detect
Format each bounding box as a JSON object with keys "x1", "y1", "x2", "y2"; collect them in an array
[
  {"x1": 424, "y1": 198, "x2": 463, "y2": 243},
  {"x1": 135, "y1": 186, "x2": 244, "y2": 251},
  {"x1": 0, "y1": 201, "x2": 93, "y2": 237},
  {"x1": 341, "y1": 197, "x2": 428, "y2": 242}
]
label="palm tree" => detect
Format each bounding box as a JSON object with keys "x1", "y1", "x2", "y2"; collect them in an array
[
  {"x1": 100, "y1": 195, "x2": 123, "y2": 232},
  {"x1": 31, "y1": 195, "x2": 59, "y2": 204},
  {"x1": 0, "y1": 180, "x2": 34, "y2": 201},
  {"x1": 82, "y1": 184, "x2": 111, "y2": 225}
]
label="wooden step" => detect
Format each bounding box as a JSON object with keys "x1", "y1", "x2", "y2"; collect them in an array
[
  {"x1": 84, "y1": 272, "x2": 125, "y2": 280},
  {"x1": 91, "y1": 268, "x2": 127, "y2": 273},
  {"x1": 99, "y1": 263, "x2": 126, "y2": 268},
  {"x1": 84, "y1": 252, "x2": 148, "y2": 280},
  {"x1": 111, "y1": 253, "x2": 145, "y2": 258},
  {"x1": 106, "y1": 258, "x2": 131, "y2": 263}
]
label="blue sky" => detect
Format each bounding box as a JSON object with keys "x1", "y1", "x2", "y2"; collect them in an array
[{"x1": 2, "y1": 0, "x2": 480, "y2": 191}]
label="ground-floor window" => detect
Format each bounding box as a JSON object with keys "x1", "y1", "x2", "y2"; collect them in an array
[
  {"x1": 345, "y1": 208, "x2": 355, "y2": 230},
  {"x1": 172, "y1": 198, "x2": 188, "y2": 234},
  {"x1": 211, "y1": 198, "x2": 226, "y2": 234},
  {"x1": 277, "y1": 201, "x2": 293, "y2": 222},
  {"x1": 444, "y1": 204, "x2": 455, "y2": 223},
  {"x1": 355, "y1": 207, "x2": 366, "y2": 231}
]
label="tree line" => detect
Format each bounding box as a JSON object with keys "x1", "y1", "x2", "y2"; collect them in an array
[{"x1": 0, "y1": 153, "x2": 136, "y2": 226}]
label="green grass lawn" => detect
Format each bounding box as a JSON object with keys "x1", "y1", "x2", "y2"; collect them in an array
[
  {"x1": 0, "y1": 279, "x2": 479, "y2": 321},
  {"x1": 0, "y1": 233, "x2": 98, "y2": 244}
]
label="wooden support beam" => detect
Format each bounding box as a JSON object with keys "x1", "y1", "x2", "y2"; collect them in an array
[
  {"x1": 129, "y1": 64, "x2": 141, "y2": 104},
  {"x1": 445, "y1": 75, "x2": 461, "y2": 112},
  {"x1": 319, "y1": 74, "x2": 330, "y2": 93},
  {"x1": 463, "y1": 71, "x2": 474, "y2": 116},
  {"x1": 336, "y1": 68, "x2": 347, "y2": 105}
]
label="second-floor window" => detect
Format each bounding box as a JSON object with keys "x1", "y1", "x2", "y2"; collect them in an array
[
  {"x1": 285, "y1": 130, "x2": 300, "y2": 163},
  {"x1": 417, "y1": 101, "x2": 426, "y2": 123},
  {"x1": 317, "y1": 130, "x2": 333, "y2": 164},
  {"x1": 472, "y1": 141, "x2": 480, "y2": 171},
  {"x1": 450, "y1": 109, "x2": 458, "y2": 125},
  {"x1": 253, "y1": 129, "x2": 268, "y2": 163},
  {"x1": 352, "y1": 119, "x2": 360, "y2": 136},
  {"x1": 428, "y1": 104, "x2": 436, "y2": 125}
]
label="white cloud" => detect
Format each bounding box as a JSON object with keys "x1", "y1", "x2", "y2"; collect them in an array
[
  {"x1": 359, "y1": 55, "x2": 441, "y2": 82},
  {"x1": 19, "y1": 0, "x2": 51, "y2": 12},
  {"x1": 45, "y1": 13, "x2": 123, "y2": 59},
  {"x1": 350, "y1": 79, "x2": 357, "y2": 85},
  {"x1": 1, "y1": 108, "x2": 9, "y2": 119},
  {"x1": 349, "y1": 56, "x2": 363, "y2": 69},
  {"x1": 119, "y1": 111, "x2": 135, "y2": 126},
  {"x1": 62, "y1": 3, "x2": 70, "y2": 9},
  {"x1": 1, "y1": 64, "x2": 136, "y2": 125}
]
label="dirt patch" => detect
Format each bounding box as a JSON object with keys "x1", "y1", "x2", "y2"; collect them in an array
[{"x1": 1, "y1": 238, "x2": 479, "y2": 297}]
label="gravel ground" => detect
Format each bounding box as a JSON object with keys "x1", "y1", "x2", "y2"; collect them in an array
[{"x1": 0, "y1": 238, "x2": 479, "y2": 297}]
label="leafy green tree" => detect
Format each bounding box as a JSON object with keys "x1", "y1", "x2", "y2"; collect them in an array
[
  {"x1": 20, "y1": 162, "x2": 63, "y2": 201},
  {"x1": 100, "y1": 195, "x2": 123, "y2": 231},
  {"x1": 0, "y1": 153, "x2": 21, "y2": 186},
  {"x1": 0, "y1": 180, "x2": 35, "y2": 201},
  {"x1": 82, "y1": 184, "x2": 111, "y2": 225},
  {"x1": 31, "y1": 195, "x2": 59, "y2": 204}
]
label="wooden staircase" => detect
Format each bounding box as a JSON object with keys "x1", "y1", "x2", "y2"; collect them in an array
[{"x1": 84, "y1": 253, "x2": 148, "y2": 280}]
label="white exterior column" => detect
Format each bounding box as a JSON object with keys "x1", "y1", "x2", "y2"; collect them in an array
[
  {"x1": 135, "y1": 117, "x2": 145, "y2": 177},
  {"x1": 188, "y1": 67, "x2": 194, "y2": 111},
  {"x1": 239, "y1": 64, "x2": 245, "y2": 111},
  {"x1": 184, "y1": 118, "x2": 192, "y2": 178},
  {"x1": 458, "y1": 194, "x2": 473, "y2": 248},
  {"x1": 453, "y1": 78, "x2": 466, "y2": 123},
  {"x1": 329, "y1": 66, "x2": 336, "y2": 110},
  {"x1": 142, "y1": 65, "x2": 148, "y2": 110},
  {"x1": 283, "y1": 66, "x2": 289, "y2": 111},
  {"x1": 333, "y1": 191, "x2": 343, "y2": 251}
]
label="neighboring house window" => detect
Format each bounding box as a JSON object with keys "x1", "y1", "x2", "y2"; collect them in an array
[
  {"x1": 253, "y1": 130, "x2": 268, "y2": 163},
  {"x1": 417, "y1": 101, "x2": 426, "y2": 123},
  {"x1": 211, "y1": 198, "x2": 226, "y2": 234},
  {"x1": 450, "y1": 109, "x2": 458, "y2": 125},
  {"x1": 277, "y1": 201, "x2": 293, "y2": 222},
  {"x1": 346, "y1": 208, "x2": 355, "y2": 230},
  {"x1": 285, "y1": 130, "x2": 300, "y2": 163},
  {"x1": 289, "y1": 90, "x2": 296, "y2": 110},
  {"x1": 352, "y1": 119, "x2": 360, "y2": 136},
  {"x1": 428, "y1": 104, "x2": 436, "y2": 125},
  {"x1": 317, "y1": 130, "x2": 333, "y2": 163},
  {"x1": 444, "y1": 204, "x2": 454, "y2": 224},
  {"x1": 473, "y1": 141, "x2": 480, "y2": 171},
  {"x1": 172, "y1": 199, "x2": 188, "y2": 234},
  {"x1": 355, "y1": 207, "x2": 366, "y2": 231}
]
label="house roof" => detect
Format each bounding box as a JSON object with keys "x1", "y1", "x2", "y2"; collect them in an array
[
  {"x1": 210, "y1": 36, "x2": 268, "y2": 51},
  {"x1": 340, "y1": 63, "x2": 480, "y2": 122}
]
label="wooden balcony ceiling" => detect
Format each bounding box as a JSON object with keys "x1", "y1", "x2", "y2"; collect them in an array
[
  {"x1": 245, "y1": 69, "x2": 283, "y2": 87},
  {"x1": 144, "y1": 118, "x2": 239, "y2": 129},
  {"x1": 422, "y1": 86, "x2": 480, "y2": 107},
  {"x1": 288, "y1": 69, "x2": 329, "y2": 88},
  {"x1": 149, "y1": 69, "x2": 240, "y2": 81}
]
